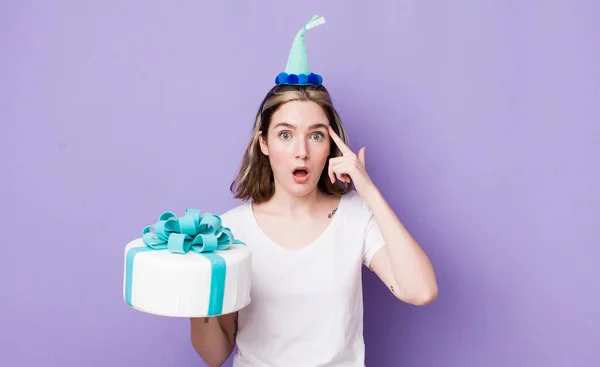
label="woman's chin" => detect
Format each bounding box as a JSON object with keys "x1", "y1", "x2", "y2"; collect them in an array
[{"x1": 282, "y1": 179, "x2": 319, "y2": 196}]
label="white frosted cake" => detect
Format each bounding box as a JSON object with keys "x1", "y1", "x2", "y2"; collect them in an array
[{"x1": 123, "y1": 209, "x2": 251, "y2": 317}]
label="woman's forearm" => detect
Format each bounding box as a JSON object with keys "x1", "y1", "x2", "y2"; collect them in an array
[{"x1": 190, "y1": 313, "x2": 237, "y2": 367}]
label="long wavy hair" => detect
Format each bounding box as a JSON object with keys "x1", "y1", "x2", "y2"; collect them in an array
[{"x1": 230, "y1": 84, "x2": 352, "y2": 203}]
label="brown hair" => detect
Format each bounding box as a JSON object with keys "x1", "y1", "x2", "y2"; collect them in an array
[{"x1": 230, "y1": 84, "x2": 351, "y2": 203}]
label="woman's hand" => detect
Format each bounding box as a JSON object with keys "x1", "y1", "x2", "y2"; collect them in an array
[{"x1": 328, "y1": 125, "x2": 376, "y2": 197}]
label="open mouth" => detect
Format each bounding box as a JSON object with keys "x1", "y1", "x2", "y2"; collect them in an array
[
  {"x1": 292, "y1": 167, "x2": 310, "y2": 183},
  {"x1": 292, "y1": 168, "x2": 309, "y2": 177}
]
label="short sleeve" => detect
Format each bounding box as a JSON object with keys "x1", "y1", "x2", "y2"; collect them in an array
[{"x1": 362, "y1": 207, "x2": 386, "y2": 267}]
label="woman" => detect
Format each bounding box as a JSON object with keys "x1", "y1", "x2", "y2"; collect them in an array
[{"x1": 190, "y1": 15, "x2": 437, "y2": 367}]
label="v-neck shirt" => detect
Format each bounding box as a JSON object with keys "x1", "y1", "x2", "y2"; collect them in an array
[{"x1": 220, "y1": 190, "x2": 386, "y2": 367}]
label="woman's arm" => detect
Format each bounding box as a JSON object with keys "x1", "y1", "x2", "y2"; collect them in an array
[
  {"x1": 327, "y1": 127, "x2": 438, "y2": 306},
  {"x1": 190, "y1": 312, "x2": 238, "y2": 367},
  {"x1": 364, "y1": 187, "x2": 438, "y2": 306}
]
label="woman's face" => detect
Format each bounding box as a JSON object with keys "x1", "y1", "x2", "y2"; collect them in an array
[{"x1": 259, "y1": 100, "x2": 331, "y2": 197}]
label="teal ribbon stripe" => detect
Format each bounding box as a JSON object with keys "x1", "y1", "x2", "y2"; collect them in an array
[{"x1": 124, "y1": 209, "x2": 244, "y2": 316}]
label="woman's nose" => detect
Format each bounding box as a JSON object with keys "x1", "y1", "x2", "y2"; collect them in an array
[{"x1": 295, "y1": 140, "x2": 309, "y2": 159}]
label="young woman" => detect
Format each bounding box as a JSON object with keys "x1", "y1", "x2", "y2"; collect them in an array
[{"x1": 189, "y1": 83, "x2": 438, "y2": 366}]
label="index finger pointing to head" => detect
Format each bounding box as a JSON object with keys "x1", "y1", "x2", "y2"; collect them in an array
[{"x1": 328, "y1": 125, "x2": 352, "y2": 155}]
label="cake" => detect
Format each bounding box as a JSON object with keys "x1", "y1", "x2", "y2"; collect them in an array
[{"x1": 123, "y1": 209, "x2": 251, "y2": 317}]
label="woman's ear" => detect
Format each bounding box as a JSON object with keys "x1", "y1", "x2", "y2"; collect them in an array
[{"x1": 258, "y1": 131, "x2": 269, "y2": 156}]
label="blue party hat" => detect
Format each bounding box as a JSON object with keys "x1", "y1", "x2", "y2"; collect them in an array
[{"x1": 275, "y1": 15, "x2": 325, "y2": 86}]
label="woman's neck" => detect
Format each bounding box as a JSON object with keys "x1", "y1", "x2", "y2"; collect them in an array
[{"x1": 262, "y1": 185, "x2": 326, "y2": 216}]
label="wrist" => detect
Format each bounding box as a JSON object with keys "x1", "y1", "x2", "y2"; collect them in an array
[{"x1": 361, "y1": 184, "x2": 381, "y2": 204}]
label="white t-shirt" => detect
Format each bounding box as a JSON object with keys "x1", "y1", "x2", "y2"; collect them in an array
[{"x1": 219, "y1": 190, "x2": 386, "y2": 367}]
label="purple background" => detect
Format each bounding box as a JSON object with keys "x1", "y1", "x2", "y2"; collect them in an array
[{"x1": 2, "y1": 1, "x2": 599, "y2": 366}]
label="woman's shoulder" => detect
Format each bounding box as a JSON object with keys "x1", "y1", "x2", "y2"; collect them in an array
[
  {"x1": 337, "y1": 190, "x2": 377, "y2": 228},
  {"x1": 219, "y1": 200, "x2": 251, "y2": 224},
  {"x1": 340, "y1": 190, "x2": 371, "y2": 213}
]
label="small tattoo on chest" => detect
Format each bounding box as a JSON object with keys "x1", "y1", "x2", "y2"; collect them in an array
[
  {"x1": 328, "y1": 207, "x2": 338, "y2": 218},
  {"x1": 390, "y1": 286, "x2": 395, "y2": 293}
]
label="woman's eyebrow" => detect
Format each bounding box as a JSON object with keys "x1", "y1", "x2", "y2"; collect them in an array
[
  {"x1": 272, "y1": 122, "x2": 295, "y2": 129},
  {"x1": 272, "y1": 122, "x2": 328, "y2": 130},
  {"x1": 309, "y1": 123, "x2": 329, "y2": 130}
]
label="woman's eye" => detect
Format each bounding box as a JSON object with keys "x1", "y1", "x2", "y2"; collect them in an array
[
  {"x1": 279, "y1": 132, "x2": 291, "y2": 140},
  {"x1": 311, "y1": 132, "x2": 324, "y2": 141}
]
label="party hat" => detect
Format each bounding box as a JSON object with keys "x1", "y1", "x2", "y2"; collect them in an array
[{"x1": 275, "y1": 15, "x2": 325, "y2": 86}]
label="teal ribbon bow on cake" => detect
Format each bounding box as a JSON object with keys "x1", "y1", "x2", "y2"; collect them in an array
[{"x1": 124, "y1": 209, "x2": 244, "y2": 315}]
